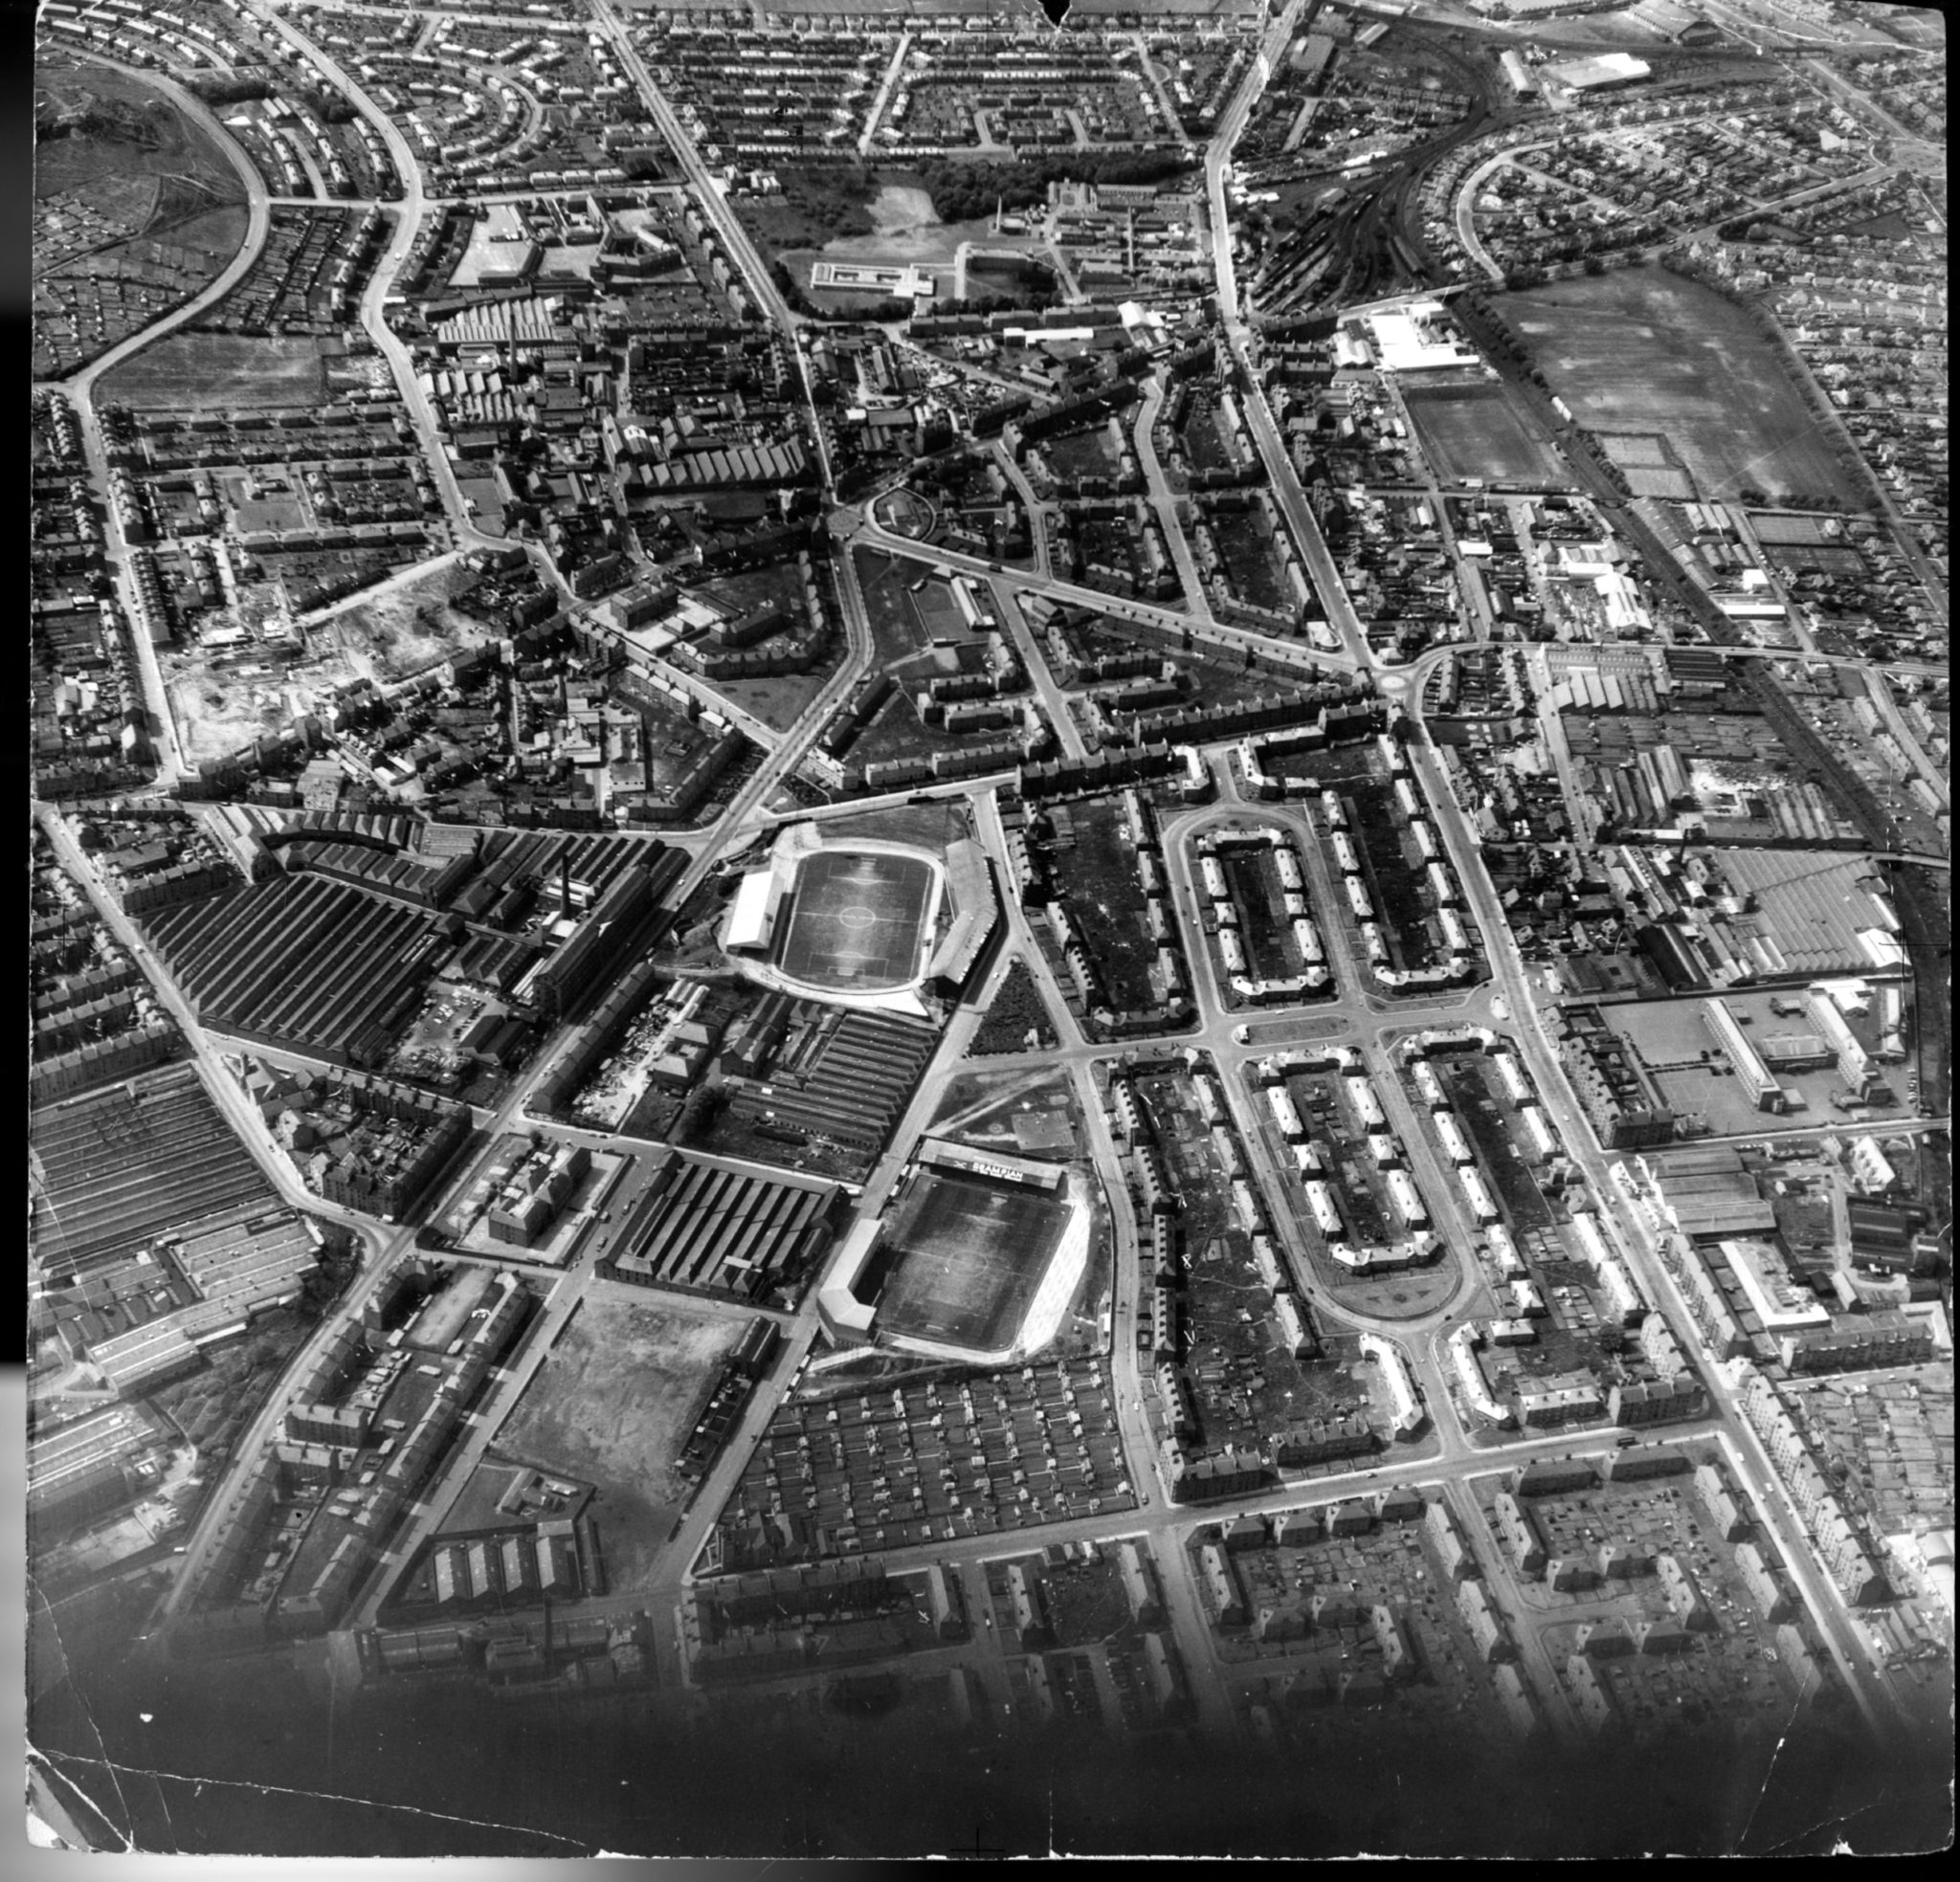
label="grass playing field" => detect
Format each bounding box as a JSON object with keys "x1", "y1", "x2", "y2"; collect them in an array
[
  {"x1": 1493, "y1": 266, "x2": 1864, "y2": 506},
  {"x1": 875, "y1": 1168, "x2": 1072, "y2": 1352},
  {"x1": 1401, "y1": 380, "x2": 1566, "y2": 488},
  {"x1": 773, "y1": 849, "x2": 934, "y2": 991}
]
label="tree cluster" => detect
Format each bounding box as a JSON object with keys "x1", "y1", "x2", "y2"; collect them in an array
[{"x1": 915, "y1": 151, "x2": 1197, "y2": 224}]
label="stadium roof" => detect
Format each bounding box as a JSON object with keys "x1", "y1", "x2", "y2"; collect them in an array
[
  {"x1": 1545, "y1": 53, "x2": 1651, "y2": 90},
  {"x1": 724, "y1": 867, "x2": 783, "y2": 953}
]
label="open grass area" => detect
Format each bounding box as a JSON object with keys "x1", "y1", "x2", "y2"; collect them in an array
[
  {"x1": 1208, "y1": 504, "x2": 1294, "y2": 613},
  {"x1": 494, "y1": 1292, "x2": 746, "y2": 1593},
  {"x1": 850, "y1": 545, "x2": 943, "y2": 674},
  {"x1": 926, "y1": 1062, "x2": 1080, "y2": 1159},
  {"x1": 100, "y1": 332, "x2": 330, "y2": 409},
  {"x1": 707, "y1": 664, "x2": 842, "y2": 735},
  {"x1": 1049, "y1": 795, "x2": 1162, "y2": 1014},
  {"x1": 1493, "y1": 266, "x2": 1864, "y2": 506},
  {"x1": 34, "y1": 59, "x2": 252, "y2": 375},
  {"x1": 1402, "y1": 380, "x2": 1567, "y2": 488},
  {"x1": 732, "y1": 164, "x2": 880, "y2": 258}
]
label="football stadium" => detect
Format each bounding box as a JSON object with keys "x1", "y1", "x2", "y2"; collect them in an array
[
  {"x1": 719, "y1": 823, "x2": 999, "y2": 1017},
  {"x1": 771, "y1": 850, "x2": 936, "y2": 993},
  {"x1": 816, "y1": 1139, "x2": 1090, "y2": 1362}
]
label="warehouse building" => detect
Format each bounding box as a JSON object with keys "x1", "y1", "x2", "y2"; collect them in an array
[{"x1": 599, "y1": 1149, "x2": 845, "y2": 1304}]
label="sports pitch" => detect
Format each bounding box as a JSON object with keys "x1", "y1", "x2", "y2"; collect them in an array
[
  {"x1": 874, "y1": 1169, "x2": 1073, "y2": 1353},
  {"x1": 1401, "y1": 381, "x2": 1565, "y2": 487},
  {"x1": 1493, "y1": 266, "x2": 1864, "y2": 505},
  {"x1": 771, "y1": 849, "x2": 935, "y2": 991}
]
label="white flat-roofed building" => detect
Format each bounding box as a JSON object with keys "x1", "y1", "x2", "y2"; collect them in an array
[
  {"x1": 1847, "y1": 1137, "x2": 1896, "y2": 1195},
  {"x1": 1543, "y1": 52, "x2": 1651, "y2": 92},
  {"x1": 1718, "y1": 1237, "x2": 1831, "y2": 1336},
  {"x1": 722, "y1": 866, "x2": 786, "y2": 953},
  {"x1": 1357, "y1": 300, "x2": 1481, "y2": 375}
]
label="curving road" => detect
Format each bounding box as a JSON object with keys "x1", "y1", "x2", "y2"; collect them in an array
[
  {"x1": 52, "y1": 55, "x2": 272, "y2": 403},
  {"x1": 234, "y1": 0, "x2": 519, "y2": 561},
  {"x1": 50, "y1": 54, "x2": 279, "y2": 785}
]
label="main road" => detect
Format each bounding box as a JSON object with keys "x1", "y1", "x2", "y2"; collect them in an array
[
  {"x1": 589, "y1": 0, "x2": 835, "y2": 496},
  {"x1": 842, "y1": 512, "x2": 1357, "y2": 677},
  {"x1": 1400, "y1": 702, "x2": 1899, "y2": 1734},
  {"x1": 1205, "y1": 0, "x2": 1376, "y2": 668}
]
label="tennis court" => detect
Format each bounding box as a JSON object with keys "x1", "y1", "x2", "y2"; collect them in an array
[{"x1": 772, "y1": 850, "x2": 935, "y2": 991}]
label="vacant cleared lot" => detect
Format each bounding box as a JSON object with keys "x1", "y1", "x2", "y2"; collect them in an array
[
  {"x1": 1493, "y1": 267, "x2": 1862, "y2": 505},
  {"x1": 100, "y1": 332, "x2": 330, "y2": 409},
  {"x1": 494, "y1": 1292, "x2": 746, "y2": 1591}
]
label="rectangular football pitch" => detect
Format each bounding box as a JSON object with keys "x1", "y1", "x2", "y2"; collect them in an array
[
  {"x1": 1400, "y1": 381, "x2": 1564, "y2": 487},
  {"x1": 874, "y1": 1169, "x2": 1072, "y2": 1352},
  {"x1": 772, "y1": 850, "x2": 934, "y2": 989}
]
